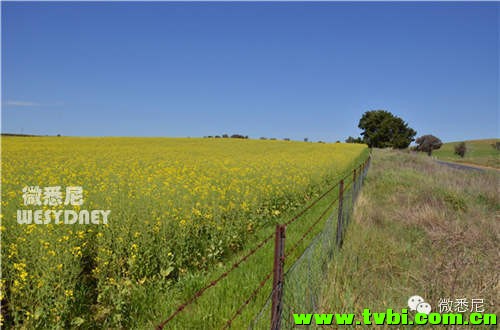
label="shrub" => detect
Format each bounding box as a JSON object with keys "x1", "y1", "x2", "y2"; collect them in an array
[{"x1": 454, "y1": 142, "x2": 466, "y2": 158}]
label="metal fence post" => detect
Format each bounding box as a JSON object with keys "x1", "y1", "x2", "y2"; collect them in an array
[
  {"x1": 352, "y1": 168, "x2": 357, "y2": 204},
  {"x1": 336, "y1": 180, "x2": 344, "y2": 247},
  {"x1": 271, "y1": 224, "x2": 286, "y2": 330}
]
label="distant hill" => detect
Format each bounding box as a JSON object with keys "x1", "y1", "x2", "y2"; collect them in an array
[{"x1": 433, "y1": 138, "x2": 499, "y2": 169}]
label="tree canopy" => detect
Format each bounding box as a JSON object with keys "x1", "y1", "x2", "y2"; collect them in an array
[
  {"x1": 345, "y1": 136, "x2": 364, "y2": 144},
  {"x1": 415, "y1": 135, "x2": 443, "y2": 156},
  {"x1": 358, "y1": 110, "x2": 416, "y2": 148}
]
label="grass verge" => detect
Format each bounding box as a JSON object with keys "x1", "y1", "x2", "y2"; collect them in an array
[{"x1": 319, "y1": 149, "x2": 499, "y2": 328}]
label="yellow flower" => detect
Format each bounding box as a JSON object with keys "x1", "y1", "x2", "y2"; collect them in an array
[
  {"x1": 71, "y1": 246, "x2": 82, "y2": 257},
  {"x1": 19, "y1": 271, "x2": 28, "y2": 281},
  {"x1": 13, "y1": 262, "x2": 26, "y2": 272},
  {"x1": 12, "y1": 280, "x2": 22, "y2": 290},
  {"x1": 58, "y1": 235, "x2": 70, "y2": 242},
  {"x1": 2, "y1": 136, "x2": 368, "y2": 325}
]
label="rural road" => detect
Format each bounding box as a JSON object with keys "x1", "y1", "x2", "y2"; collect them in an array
[{"x1": 435, "y1": 160, "x2": 487, "y2": 172}]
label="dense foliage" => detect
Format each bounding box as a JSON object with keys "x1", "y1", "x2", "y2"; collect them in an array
[
  {"x1": 358, "y1": 110, "x2": 416, "y2": 148},
  {"x1": 416, "y1": 134, "x2": 443, "y2": 156},
  {"x1": 454, "y1": 142, "x2": 467, "y2": 158}
]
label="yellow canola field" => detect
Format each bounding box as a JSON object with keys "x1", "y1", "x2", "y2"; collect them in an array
[{"x1": 1, "y1": 137, "x2": 367, "y2": 327}]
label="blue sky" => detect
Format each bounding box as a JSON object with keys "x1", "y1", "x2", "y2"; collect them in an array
[{"x1": 2, "y1": 2, "x2": 498, "y2": 142}]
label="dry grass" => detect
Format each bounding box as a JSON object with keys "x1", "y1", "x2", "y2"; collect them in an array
[{"x1": 318, "y1": 149, "x2": 499, "y2": 328}]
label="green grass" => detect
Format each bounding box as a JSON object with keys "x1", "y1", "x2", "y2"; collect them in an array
[
  {"x1": 432, "y1": 138, "x2": 499, "y2": 168},
  {"x1": 319, "y1": 149, "x2": 499, "y2": 329},
  {"x1": 142, "y1": 153, "x2": 369, "y2": 329}
]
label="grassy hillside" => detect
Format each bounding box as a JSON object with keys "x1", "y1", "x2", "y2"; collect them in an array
[
  {"x1": 319, "y1": 149, "x2": 499, "y2": 328},
  {"x1": 432, "y1": 138, "x2": 499, "y2": 169}
]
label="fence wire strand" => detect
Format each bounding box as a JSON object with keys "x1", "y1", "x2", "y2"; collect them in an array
[
  {"x1": 280, "y1": 156, "x2": 370, "y2": 329},
  {"x1": 156, "y1": 156, "x2": 371, "y2": 329},
  {"x1": 251, "y1": 156, "x2": 370, "y2": 329}
]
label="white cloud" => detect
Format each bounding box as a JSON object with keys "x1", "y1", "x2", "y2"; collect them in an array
[
  {"x1": 4, "y1": 100, "x2": 41, "y2": 107},
  {"x1": 3, "y1": 100, "x2": 64, "y2": 107}
]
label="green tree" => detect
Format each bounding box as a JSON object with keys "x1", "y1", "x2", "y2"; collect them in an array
[
  {"x1": 358, "y1": 110, "x2": 416, "y2": 148},
  {"x1": 415, "y1": 135, "x2": 443, "y2": 156},
  {"x1": 345, "y1": 136, "x2": 364, "y2": 144}
]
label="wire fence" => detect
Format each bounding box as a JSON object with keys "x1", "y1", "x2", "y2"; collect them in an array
[
  {"x1": 156, "y1": 155, "x2": 371, "y2": 330},
  {"x1": 250, "y1": 156, "x2": 370, "y2": 329}
]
